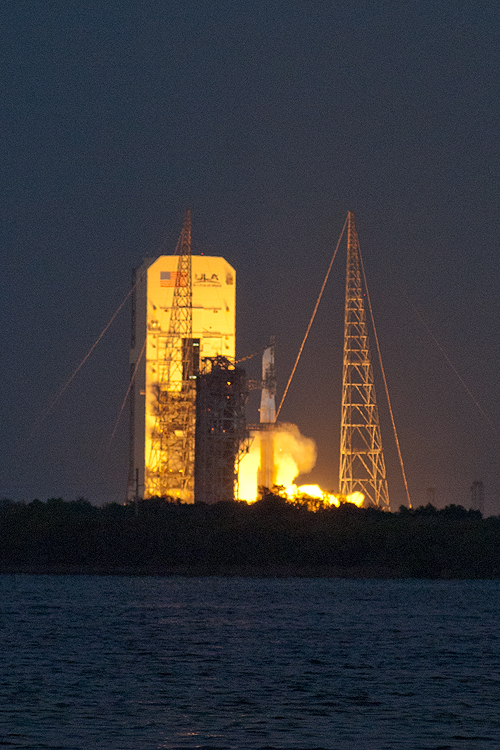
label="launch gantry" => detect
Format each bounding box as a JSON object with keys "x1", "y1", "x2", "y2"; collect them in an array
[
  {"x1": 339, "y1": 212, "x2": 390, "y2": 508},
  {"x1": 194, "y1": 356, "x2": 250, "y2": 504},
  {"x1": 147, "y1": 210, "x2": 197, "y2": 500},
  {"x1": 128, "y1": 211, "x2": 237, "y2": 503}
]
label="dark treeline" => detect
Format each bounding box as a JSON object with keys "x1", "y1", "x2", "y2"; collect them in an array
[{"x1": 0, "y1": 493, "x2": 498, "y2": 578}]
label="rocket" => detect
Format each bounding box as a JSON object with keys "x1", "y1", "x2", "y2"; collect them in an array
[
  {"x1": 258, "y1": 337, "x2": 277, "y2": 490},
  {"x1": 260, "y1": 337, "x2": 276, "y2": 424}
]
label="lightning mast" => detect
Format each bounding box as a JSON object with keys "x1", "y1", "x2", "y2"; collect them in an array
[
  {"x1": 339, "y1": 212, "x2": 390, "y2": 508},
  {"x1": 147, "y1": 210, "x2": 197, "y2": 500}
]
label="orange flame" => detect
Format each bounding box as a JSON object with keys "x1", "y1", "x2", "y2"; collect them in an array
[{"x1": 237, "y1": 424, "x2": 365, "y2": 508}]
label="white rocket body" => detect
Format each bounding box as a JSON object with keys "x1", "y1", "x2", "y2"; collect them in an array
[
  {"x1": 258, "y1": 343, "x2": 276, "y2": 491},
  {"x1": 260, "y1": 345, "x2": 276, "y2": 424}
]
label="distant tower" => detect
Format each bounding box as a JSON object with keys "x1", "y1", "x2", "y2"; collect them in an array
[
  {"x1": 470, "y1": 480, "x2": 484, "y2": 514},
  {"x1": 128, "y1": 212, "x2": 236, "y2": 502},
  {"x1": 339, "y1": 212, "x2": 390, "y2": 508}
]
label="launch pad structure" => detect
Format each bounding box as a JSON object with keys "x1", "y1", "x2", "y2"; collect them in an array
[
  {"x1": 128, "y1": 211, "x2": 238, "y2": 502},
  {"x1": 194, "y1": 356, "x2": 250, "y2": 504},
  {"x1": 339, "y1": 213, "x2": 390, "y2": 508},
  {"x1": 128, "y1": 210, "x2": 394, "y2": 509}
]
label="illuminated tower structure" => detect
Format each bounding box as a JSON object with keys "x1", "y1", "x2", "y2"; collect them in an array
[
  {"x1": 339, "y1": 212, "x2": 390, "y2": 508},
  {"x1": 128, "y1": 212, "x2": 236, "y2": 502},
  {"x1": 194, "y1": 356, "x2": 249, "y2": 504},
  {"x1": 147, "y1": 211, "x2": 196, "y2": 501}
]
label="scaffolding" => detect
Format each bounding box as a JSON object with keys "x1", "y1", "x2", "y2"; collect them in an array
[
  {"x1": 147, "y1": 210, "x2": 197, "y2": 500},
  {"x1": 195, "y1": 356, "x2": 250, "y2": 503},
  {"x1": 339, "y1": 212, "x2": 390, "y2": 508}
]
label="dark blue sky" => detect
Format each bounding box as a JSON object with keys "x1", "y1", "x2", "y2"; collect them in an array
[{"x1": 1, "y1": 1, "x2": 499, "y2": 510}]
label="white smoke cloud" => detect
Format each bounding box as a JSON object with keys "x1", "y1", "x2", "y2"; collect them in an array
[
  {"x1": 273, "y1": 423, "x2": 317, "y2": 487},
  {"x1": 237, "y1": 423, "x2": 317, "y2": 502}
]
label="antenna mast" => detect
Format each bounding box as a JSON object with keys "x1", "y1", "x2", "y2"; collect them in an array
[
  {"x1": 147, "y1": 210, "x2": 197, "y2": 500},
  {"x1": 339, "y1": 212, "x2": 390, "y2": 508}
]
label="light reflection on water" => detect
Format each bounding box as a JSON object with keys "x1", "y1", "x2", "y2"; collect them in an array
[{"x1": 0, "y1": 576, "x2": 499, "y2": 749}]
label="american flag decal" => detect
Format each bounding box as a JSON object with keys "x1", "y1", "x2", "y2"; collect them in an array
[{"x1": 160, "y1": 271, "x2": 187, "y2": 287}]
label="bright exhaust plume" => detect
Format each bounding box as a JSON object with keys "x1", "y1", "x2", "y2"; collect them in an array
[{"x1": 237, "y1": 423, "x2": 364, "y2": 507}]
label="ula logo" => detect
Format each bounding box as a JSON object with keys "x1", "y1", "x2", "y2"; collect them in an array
[{"x1": 195, "y1": 273, "x2": 220, "y2": 283}]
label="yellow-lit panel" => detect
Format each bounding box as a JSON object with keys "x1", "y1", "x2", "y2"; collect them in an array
[{"x1": 141, "y1": 255, "x2": 236, "y2": 499}]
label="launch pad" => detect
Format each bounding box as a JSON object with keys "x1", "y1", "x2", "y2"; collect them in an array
[{"x1": 128, "y1": 212, "x2": 394, "y2": 509}]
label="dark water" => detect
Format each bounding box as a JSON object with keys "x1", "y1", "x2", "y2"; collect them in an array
[{"x1": 0, "y1": 576, "x2": 499, "y2": 749}]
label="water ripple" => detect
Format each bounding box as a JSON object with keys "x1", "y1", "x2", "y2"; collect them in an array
[{"x1": 0, "y1": 577, "x2": 499, "y2": 749}]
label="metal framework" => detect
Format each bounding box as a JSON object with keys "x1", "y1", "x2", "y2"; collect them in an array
[
  {"x1": 147, "y1": 210, "x2": 197, "y2": 500},
  {"x1": 339, "y1": 212, "x2": 390, "y2": 508},
  {"x1": 194, "y1": 356, "x2": 250, "y2": 503}
]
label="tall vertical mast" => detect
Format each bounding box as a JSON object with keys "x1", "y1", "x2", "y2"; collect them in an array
[
  {"x1": 147, "y1": 210, "x2": 196, "y2": 500},
  {"x1": 339, "y1": 212, "x2": 390, "y2": 508}
]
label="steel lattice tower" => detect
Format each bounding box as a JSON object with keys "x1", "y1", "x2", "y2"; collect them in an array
[
  {"x1": 147, "y1": 210, "x2": 197, "y2": 500},
  {"x1": 194, "y1": 356, "x2": 250, "y2": 504},
  {"x1": 339, "y1": 212, "x2": 390, "y2": 508}
]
